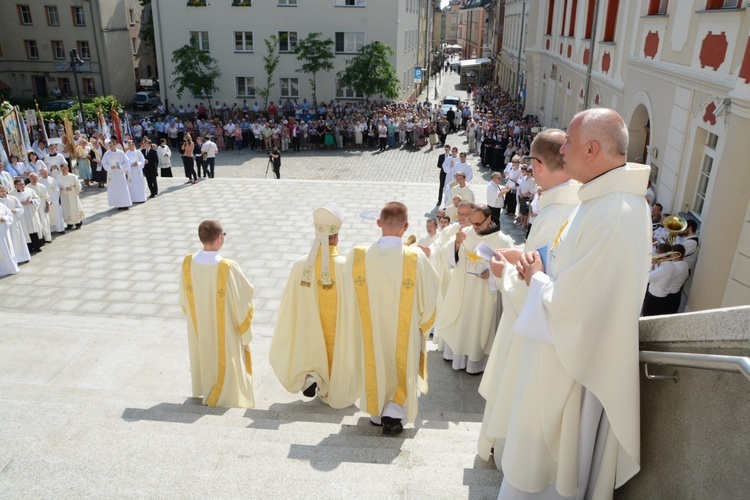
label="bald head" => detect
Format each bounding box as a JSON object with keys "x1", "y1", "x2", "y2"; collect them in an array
[{"x1": 561, "y1": 108, "x2": 628, "y2": 183}]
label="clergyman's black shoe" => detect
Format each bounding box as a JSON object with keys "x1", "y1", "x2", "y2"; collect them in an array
[
  {"x1": 382, "y1": 416, "x2": 403, "y2": 436},
  {"x1": 302, "y1": 382, "x2": 317, "y2": 398}
]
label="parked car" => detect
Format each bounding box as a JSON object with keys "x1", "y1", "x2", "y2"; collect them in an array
[
  {"x1": 43, "y1": 100, "x2": 76, "y2": 112},
  {"x1": 441, "y1": 95, "x2": 460, "y2": 115},
  {"x1": 132, "y1": 91, "x2": 160, "y2": 110}
]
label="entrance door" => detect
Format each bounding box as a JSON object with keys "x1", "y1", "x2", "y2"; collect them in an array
[{"x1": 33, "y1": 77, "x2": 47, "y2": 98}]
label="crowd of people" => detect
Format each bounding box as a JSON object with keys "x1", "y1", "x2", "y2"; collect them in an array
[{"x1": 181, "y1": 104, "x2": 699, "y2": 497}]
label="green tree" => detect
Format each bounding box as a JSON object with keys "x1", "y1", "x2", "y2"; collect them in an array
[
  {"x1": 338, "y1": 41, "x2": 400, "y2": 102},
  {"x1": 294, "y1": 33, "x2": 334, "y2": 108},
  {"x1": 170, "y1": 39, "x2": 220, "y2": 112},
  {"x1": 258, "y1": 35, "x2": 281, "y2": 112}
]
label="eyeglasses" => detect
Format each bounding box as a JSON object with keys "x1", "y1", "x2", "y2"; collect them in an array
[
  {"x1": 523, "y1": 156, "x2": 541, "y2": 164},
  {"x1": 221, "y1": 232, "x2": 227, "y2": 237},
  {"x1": 471, "y1": 215, "x2": 490, "y2": 228}
]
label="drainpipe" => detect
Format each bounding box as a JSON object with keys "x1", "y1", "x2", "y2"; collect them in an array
[
  {"x1": 154, "y1": 0, "x2": 168, "y2": 110},
  {"x1": 87, "y1": 0, "x2": 106, "y2": 95},
  {"x1": 583, "y1": 0, "x2": 600, "y2": 109},
  {"x1": 514, "y1": 0, "x2": 526, "y2": 101}
]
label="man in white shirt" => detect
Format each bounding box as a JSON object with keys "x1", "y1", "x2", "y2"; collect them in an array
[
  {"x1": 201, "y1": 138, "x2": 219, "y2": 178},
  {"x1": 643, "y1": 243, "x2": 689, "y2": 316}
]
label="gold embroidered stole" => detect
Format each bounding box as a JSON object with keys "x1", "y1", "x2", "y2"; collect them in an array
[
  {"x1": 316, "y1": 246, "x2": 339, "y2": 376},
  {"x1": 183, "y1": 257, "x2": 251, "y2": 406},
  {"x1": 353, "y1": 246, "x2": 421, "y2": 415}
]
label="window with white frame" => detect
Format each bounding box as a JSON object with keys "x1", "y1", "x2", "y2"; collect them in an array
[
  {"x1": 278, "y1": 0, "x2": 297, "y2": 5},
  {"x1": 335, "y1": 32, "x2": 364, "y2": 53},
  {"x1": 335, "y1": 78, "x2": 364, "y2": 99},
  {"x1": 234, "y1": 31, "x2": 253, "y2": 52},
  {"x1": 132, "y1": 37, "x2": 138, "y2": 54},
  {"x1": 77, "y1": 40, "x2": 91, "y2": 59},
  {"x1": 190, "y1": 31, "x2": 210, "y2": 52},
  {"x1": 52, "y1": 41, "x2": 65, "y2": 60},
  {"x1": 336, "y1": 0, "x2": 365, "y2": 6},
  {"x1": 236, "y1": 77, "x2": 256, "y2": 97},
  {"x1": 692, "y1": 131, "x2": 718, "y2": 219},
  {"x1": 25, "y1": 40, "x2": 39, "y2": 59},
  {"x1": 46, "y1": 6, "x2": 59, "y2": 26},
  {"x1": 279, "y1": 77, "x2": 299, "y2": 97},
  {"x1": 19, "y1": 5, "x2": 32, "y2": 25},
  {"x1": 278, "y1": 31, "x2": 298, "y2": 52},
  {"x1": 72, "y1": 6, "x2": 85, "y2": 26}
]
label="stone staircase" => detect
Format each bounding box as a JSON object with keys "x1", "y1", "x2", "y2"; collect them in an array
[{"x1": 0, "y1": 312, "x2": 502, "y2": 499}]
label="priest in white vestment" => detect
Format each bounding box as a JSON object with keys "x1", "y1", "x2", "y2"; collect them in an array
[
  {"x1": 125, "y1": 142, "x2": 148, "y2": 203},
  {"x1": 343, "y1": 202, "x2": 439, "y2": 435},
  {"x1": 500, "y1": 109, "x2": 651, "y2": 499},
  {"x1": 43, "y1": 145, "x2": 67, "y2": 181},
  {"x1": 9, "y1": 179, "x2": 43, "y2": 253},
  {"x1": 101, "y1": 142, "x2": 133, "y2": 209},
  {"x1": 179, "y1": 220, "x2": 256, "y2": 409},
  {"x1": 57, "y1": 164, "x2": 85, "y2": 229},
  {"x1": 39, "y1": 168, "x2": 65, "y2": 233},
  {"x1": 270, "y1": 203, "x2": 356, "y2": 408},
  {"x1": 433, "y1": 203, "x2": 514, "y2": 373},
  {"x1": 0, "y1": 185, "x2": 30, "y2": 264},
  {"x1": 27, "y1": 173, "x2": 52, "y2": 243},
  {"x1": 476, "y1": 129, "x2": 580, "y2": 467},
  {"x1": 0, "y1": 202, "x2": 19, "y2": 276}
]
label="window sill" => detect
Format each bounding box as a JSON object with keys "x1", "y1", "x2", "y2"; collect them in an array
[
  {"x1": 695, "y1": 7, "x2": 745, "y2": 14},
  {"x1": 234, "y1": 51, "x2": 255, "y2": 54},
  {"x1": 641, "y1": 14, "x2": 669, "y2": 18},
  {"x1": 598, "y1": 41, "x2": 616, "y2": 46}
]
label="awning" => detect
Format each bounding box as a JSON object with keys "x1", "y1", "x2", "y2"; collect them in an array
[
  {"x1": 459, "y1": 58, "x2": 492, "y2": 68},
  {"x1": 0, "y1": 80, "x2": 10, "y2": 91},
  {"x1": 462, "y1": 0, "x2": 495, "y2": 10},
  {"x1": 446, "y1": 44, "x2": 462, "y2": 50}
]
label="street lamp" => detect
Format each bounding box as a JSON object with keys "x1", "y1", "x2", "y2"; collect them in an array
[{"x1": 69, "y1": 48, "x2": 86, "y2": 129}]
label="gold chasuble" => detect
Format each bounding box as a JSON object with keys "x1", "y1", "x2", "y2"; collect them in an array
[
  {"x1": 270, "y1": 247, "x2": 356, "y2": 408},
  {"x1": 344, "y1": 244, "x2": 439, "y2": 423},
  {"x1": 180, "y1": 254, "x2": 255, "y2": 409}
]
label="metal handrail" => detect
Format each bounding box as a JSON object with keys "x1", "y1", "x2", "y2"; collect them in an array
[{"x1": 640, "y1": 350, "x2": 750, "y2": 382}]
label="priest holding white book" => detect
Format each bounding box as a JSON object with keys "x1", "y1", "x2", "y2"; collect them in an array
[{"x1": 101, "y1": 141, "x2": 133, "y2": 210}]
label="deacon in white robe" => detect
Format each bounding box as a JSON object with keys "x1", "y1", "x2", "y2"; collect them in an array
[
  {"x1": 433, "y1": 204, "x2": 513, "y2": 373},
  {"x1": 125, "y1": 142, "x2": 148, "y2": 203},
  {"x1": 0, "y1": 203, "x2": 19, "y2": 276},
  {"x1": 9, "y1": 180, "x2": 43, "y2": 253},
  {"x1": 179, "y1": 220, "x2": 255, "y2": 409},
  {"x1": 342, "y1": 202, "x2": 439, "y2": 435},
  {"x1": 476, "y1": 129, "x2": 580, "y2": 465},
  {"x1": 0, "y1": 186, "x2": 31, "y2": 263},
  {"x1": 39, "y1": 168, "x2": 65, "y2": 233},
  {"x1": 101, "y1": 143, "x2": 133, "y2": 209},
  {"x1": 500, "y1": 109, "x2": 651, "y2": 499},
  {"x1": 270, "y1": 203, "x2": 356, "y2": 408},
  {"x1": 57, "y1": 165, "x2": 85, "y2": 228}
]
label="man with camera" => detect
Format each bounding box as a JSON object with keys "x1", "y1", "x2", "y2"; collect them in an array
[
  {"x1": 200, "y1": 137, "x2": 218, "y2": 179},
  {"x1": 269, "y1": 146, "x2": 281, "y2": 179}
]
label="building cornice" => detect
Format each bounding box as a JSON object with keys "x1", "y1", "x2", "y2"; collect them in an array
[
  {"x1": 626, "y1": 56, "x2": 735, "y2": 95},
  {"x1": 526, "y1": 47, "x2": 625, "y2": 93}
]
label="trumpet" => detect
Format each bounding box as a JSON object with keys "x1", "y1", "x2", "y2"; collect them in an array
[
  {"x1": 662, "y1": 215, "x2": 687, "y2": 246},
  {"x1": 651, "y1": 251, "x2": 682, "y2": 265}
]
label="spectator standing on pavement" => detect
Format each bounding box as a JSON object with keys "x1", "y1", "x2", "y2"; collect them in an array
[
  {"x1": 156, "y1": 139, "x2": 174, "y2": 178},
  {"x1": 201, "y1": 137, "x2": 219, "y2": 179}
]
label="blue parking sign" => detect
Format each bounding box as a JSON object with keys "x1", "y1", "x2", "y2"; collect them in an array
[{"x1": 414, "y1": 67, "x2": 423, "y2": 79}]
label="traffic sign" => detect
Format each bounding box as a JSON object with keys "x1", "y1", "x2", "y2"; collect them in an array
[{"x1": 414, "y1": 67, "x2": 423, "y2": 80}]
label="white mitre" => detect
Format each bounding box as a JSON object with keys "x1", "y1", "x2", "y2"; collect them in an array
[{"x1": 300, "y1": 202, "x2": 344, "y2": 286}]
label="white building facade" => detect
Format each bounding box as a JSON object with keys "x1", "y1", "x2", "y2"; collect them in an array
[
  {"x1": 496, "y1": 0, "x2": 529, "y2": 98},
  {"x1": 523, "y1": 0, "x2": 750, "y2": 311},
  {"x1": 151, "y1": 0, "x2": 432, "y2": 107}
]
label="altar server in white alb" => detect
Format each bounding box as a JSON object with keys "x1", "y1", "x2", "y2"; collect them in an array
[
  {"x1": 0, "y1": 185, "x2": 30, "y2": 264},
  {"x1": 57, "y1": 164, "x2": 85, "y2": 230},
  {"x1": 101, "y1": 141, "x2": 133, "y2": 210},
  {"x1": 9, "y1": 179, "x2": 43, "y2": 254},
  {"x1": 476, "y1": 129, "x2": 580, "y2": 466},
  {"x1": 43, "y1": 144, "x2": 67, "y2": 180},
  {"x1": 0, "y1": 201, "x2": 19, "y2": 276},
  {"x1": 180, "y1": 220, "x2": 256, "y2": 409},
  {"x1": 38, "y1": 167, "x2": 65, "y2": 234},
  {"x1": 125, "y1": 141, "x2": 148, "y2": 203},
  {"x1": 270, "y1": 203, "x2": 355, "y2": 408},
  {"x1": 26, "y1": 173, "x2": 52, "y2": 244},
  {"x1": 500, "y1": 108, "x2": 651, "y2": 499}
]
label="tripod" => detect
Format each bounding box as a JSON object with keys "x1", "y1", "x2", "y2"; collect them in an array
[{"x1": 265, "y1": 157, "x2": 273, "y2": 178}]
